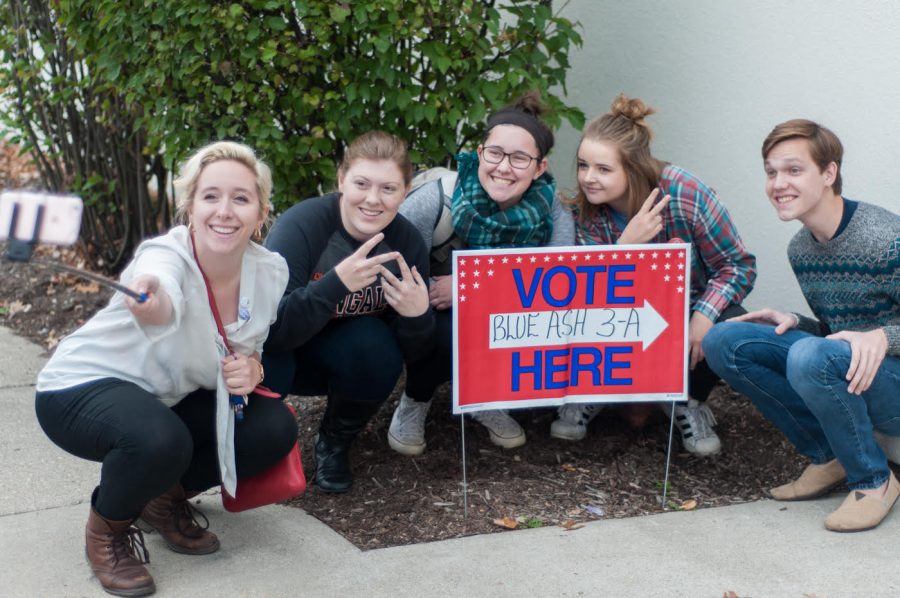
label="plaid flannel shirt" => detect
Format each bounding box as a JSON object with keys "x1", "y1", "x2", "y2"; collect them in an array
[{"x1": 575, "y1": 164, "x2": 757, "y2": 321}]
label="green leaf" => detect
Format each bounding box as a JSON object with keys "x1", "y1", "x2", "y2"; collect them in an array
[
  {"x1": 433, "y1": 54, "x2": 451, "y2": 74},
  {"x1": 330, "y1": 5, "x2": 351, "y2": 23},
  {"x1": 522, "y1": 517, "x2": 542, "y2": 529}
]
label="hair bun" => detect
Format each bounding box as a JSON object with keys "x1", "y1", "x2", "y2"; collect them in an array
[
  {"x1": 511, "y1": 89, "x2": 548, "y2": 119},
  {"x1": 610, "y1": 94, "x2": 655, "y2": 125},
  {"x1": 486, "y1": 90, "x2": 554, "y2": 158}
]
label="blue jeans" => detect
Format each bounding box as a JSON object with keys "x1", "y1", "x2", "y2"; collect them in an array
[{"x1": 703, "y1": 322, "x2": 900, "y2": 490}]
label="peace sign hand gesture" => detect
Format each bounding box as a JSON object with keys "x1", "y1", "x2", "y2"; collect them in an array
[
  {"x1": 380, "y1": 254, "x2": 430, "y2": 317},
  {"x1": 619, "y1": 189, "x2": 671, "y2": 245},
  {"x1": 334, "y1": 233, "x2": 400, "y2": 292}
]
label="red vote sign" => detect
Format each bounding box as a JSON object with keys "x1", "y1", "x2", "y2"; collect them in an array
[{"x1": 452, "y1": 244, "x2": 690, "y2": 414}]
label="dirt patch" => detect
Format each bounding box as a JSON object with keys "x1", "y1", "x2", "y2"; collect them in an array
[
  {"x1": 1, "y1": 245, "x2": 114, "y2": 351},
  {"x1": 2, "y1": 242, "x2": 812, "y2": 550},
  {"x1": 284, "y1": 384, "x2": 809, "y2": 549}
]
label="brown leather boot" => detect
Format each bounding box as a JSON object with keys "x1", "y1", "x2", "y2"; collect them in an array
[
  {"x1": 85, "y1": 508, "x2": 155, "y2": 597},
  {"x1": 136, "y1": 485, "x2": 219, "y2": 555}
]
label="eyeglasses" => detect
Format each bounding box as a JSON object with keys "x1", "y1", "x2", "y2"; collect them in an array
[{"x1": 480, "y1": 145, "x2": 538, "y2": 170}]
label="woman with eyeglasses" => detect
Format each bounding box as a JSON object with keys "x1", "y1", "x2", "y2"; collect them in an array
[{"x1": 388, "y1": 91, "x2": 574, "y2": 456}]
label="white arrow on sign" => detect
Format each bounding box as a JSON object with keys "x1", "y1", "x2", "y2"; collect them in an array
[{"x1": 487, "y1": 300, "x2": 669, "y2": 351}]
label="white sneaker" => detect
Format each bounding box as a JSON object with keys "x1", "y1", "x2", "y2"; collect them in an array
[
  {"x1": 550, "y1": 404, "x2": 603, "y2": 441},
  {"x1": 661, "y1": 399, "x2": 721, "y2": 456},
  {"x1": 388, "y1": 393, "x2": 431, "y2": 456},
  {"x1": 470, "y1": 410, "x2": 525, "y2": 449}
]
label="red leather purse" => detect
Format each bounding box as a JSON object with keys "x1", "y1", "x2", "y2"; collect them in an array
[
  {"x1": 189, "y1": 234, "x2": 307, "y2": 511},
  {"x1": 222, "y1": 402, "x2": 307, "y2": 512}
]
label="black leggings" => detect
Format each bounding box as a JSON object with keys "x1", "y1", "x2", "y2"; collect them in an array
[
  {"x1": 35, "y1": 378, "x2": 297, "y2": 521},
  {"x1": 690, "y1": 303, "x2": 747, "y2": 402}
]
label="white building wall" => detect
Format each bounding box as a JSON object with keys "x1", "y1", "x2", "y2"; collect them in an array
[{"x1": 551, "y1": 0, "x2": 900, "y2": 314}]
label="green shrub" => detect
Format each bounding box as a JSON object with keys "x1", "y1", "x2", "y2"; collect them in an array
[
  {"x1": 2, "y1": 0, "x2": 583, "y2": 267},
  {"x1": 1, "y1": 0, "x2": 170, "y2": 269}
]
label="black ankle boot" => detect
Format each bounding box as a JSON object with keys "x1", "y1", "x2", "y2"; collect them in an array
[
  {"x1": 314, "y1": 395, "x2": 385, "y2": 493},
  {"x1": 314, "y1": 432, "x2": 353, "y2": 493}
]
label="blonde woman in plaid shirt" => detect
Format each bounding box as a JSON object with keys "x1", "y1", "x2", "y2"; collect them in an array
[{"x1": 552, "y1": 95, "x2": 757, "y2": 456}]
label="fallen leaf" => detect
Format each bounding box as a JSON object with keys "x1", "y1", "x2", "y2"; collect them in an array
[
  {"x1": 52, "y1": 272, "x2": 80, "y2": 285},
  {"x1": 6, "y1": 300, "x2": 31, "y2": 317},
  {"x1": 681, "y1": 499, "x2": 698, "y2": 511},
  {"x1": 74, "y1": 282, "x2": 101, "y2": 294},
  {"x1": 45, "y1": 329, "x2": 60, "y2": 350},
  {"x1": 560, "y1": 519, "x2": 584, "y2": 531},
  {"x1": 493, "y1": 517, "x2": 518, "y2": 530}
]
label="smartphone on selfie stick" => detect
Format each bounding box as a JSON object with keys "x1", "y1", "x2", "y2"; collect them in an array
[{"x1": 1, "y1": 190, "x2": 147, "y2": 302}]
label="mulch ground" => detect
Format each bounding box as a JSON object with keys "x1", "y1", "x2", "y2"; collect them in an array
[
  {"x1": 2, "y1": 243, "x2": 813, "y2": 550},
  {"x1": 283, "y1": 384, "x2": 809, "y2": 549}
]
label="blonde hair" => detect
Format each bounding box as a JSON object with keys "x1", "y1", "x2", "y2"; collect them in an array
[
  {"x1": 174, "y1": 141, "x2": 273, "y2": 224},
  {"x1": 339, "y1": 131, "x2": 413, "y2": 186},
  {"x1": 761, "y1": 119, "x2": 843, "y2": 194},
  {"x1": 570, "y1": 94, "x2": 664, "y2": 223}
]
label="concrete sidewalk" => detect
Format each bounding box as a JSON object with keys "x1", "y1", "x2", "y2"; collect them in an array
[{"x1": 1, "y1": 325, "x2": 898, "y2": 598}]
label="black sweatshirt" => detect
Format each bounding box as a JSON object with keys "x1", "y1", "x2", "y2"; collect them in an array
[{"x1": 263, "y1": 193, "x2": 435, "y2": 361}]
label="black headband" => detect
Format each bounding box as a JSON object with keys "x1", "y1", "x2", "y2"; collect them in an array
[{"x1": 485, "y1": 109, "x2": 554, "y2": 159}]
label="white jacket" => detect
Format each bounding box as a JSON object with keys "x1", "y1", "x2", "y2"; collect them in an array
[{"x1": 37, "y1": 225, "x2": 289, "y2": 495}]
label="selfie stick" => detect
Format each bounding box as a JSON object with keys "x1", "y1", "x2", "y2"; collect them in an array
[
  {"x1": 4, "y1": 201, "x2": 147, "y2": 303},
  {"x1": 38, "y1": 260, "x2": 149, "y2": 303}
]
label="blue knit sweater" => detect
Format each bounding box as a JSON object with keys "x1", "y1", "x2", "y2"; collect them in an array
[{"x1": 789, "y1": 201, "x2": 899, "y2": 356}]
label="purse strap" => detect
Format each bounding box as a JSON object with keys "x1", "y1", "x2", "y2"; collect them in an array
[
  {"x1": 190, "y1": 232, "x2": 246, "y2": 419},
  {"x1": 192, "y1": 245, "x2": 233, "y2": 353}
]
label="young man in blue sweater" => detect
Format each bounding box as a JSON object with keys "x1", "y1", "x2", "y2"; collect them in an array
[{"x1": 703, "y1": 119, "x2": 900, "y2": 532}]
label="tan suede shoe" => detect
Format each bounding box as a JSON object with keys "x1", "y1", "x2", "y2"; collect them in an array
[
  {"x1": 825, "y1": 472, "x2": 900, "y2": 532},
  {"x1": 769, "y1": 459, "x2": 847, "y2": 501}
]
